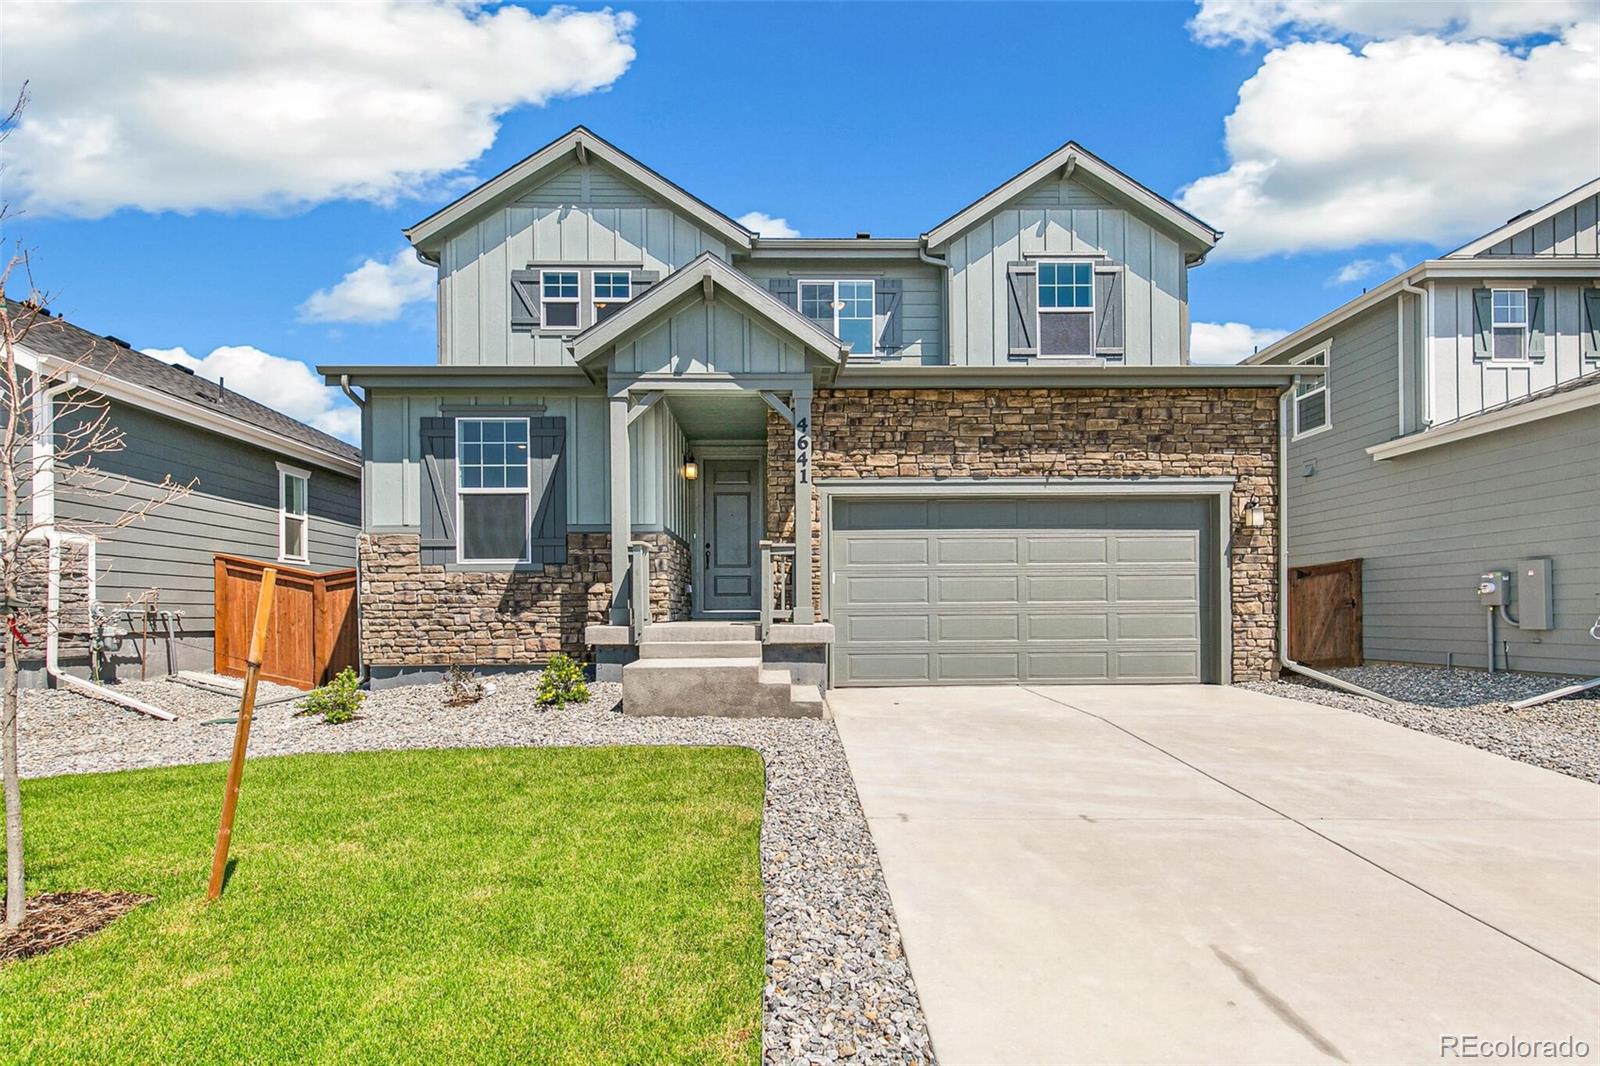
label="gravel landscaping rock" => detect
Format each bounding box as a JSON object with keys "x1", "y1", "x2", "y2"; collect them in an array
[
  {"x1": 1244, "y1": 664, "x2": 1600, "y2": 783},
  {"x1": 18, "y1": 673, "x2": 935, "y2": 1065}
]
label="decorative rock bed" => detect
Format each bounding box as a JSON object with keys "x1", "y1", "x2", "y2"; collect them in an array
[{"x1": 18, "y1": 674, "x2": 935, "y2": 1065}]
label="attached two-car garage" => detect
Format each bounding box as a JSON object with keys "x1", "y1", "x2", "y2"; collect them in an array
[{"x1": 826, "y1": 492, "x2": 1224, "y2": 686}]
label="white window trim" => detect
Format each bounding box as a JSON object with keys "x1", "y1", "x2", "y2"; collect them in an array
[
  {"x1": 799, "y1": 278, "x2": 876, "y2": 357},
  {"x1": 1036, "y1": 258, "x2": 1097, "y2": 360},
  {"x1": 539, "y1": 269, "x2": 581, "y2": 333},
  {"x1": 276, "y1": 461, "x2": 311, "y2": 564},
  {"x1": 1291, "y1": 347, "x2": 1332, "y2": 440},
  {"x1": 454, "y1": 416, "x2": 532, "y2": 566},
  {"x1": 591, "y1": 270, "x2": 633, "y2": 321},
  {"x1": 1488, "y1": 287, "x2": 1532, "y2": 365}
]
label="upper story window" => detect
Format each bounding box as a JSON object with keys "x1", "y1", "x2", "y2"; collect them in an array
[
  {"x1": 540, "y1": 271, "x2": 580, "y2": 329},
  {"x1": 1490, "y1": 288, "x2": 1528, "y2": 361},
  {"x1": 277, "y1": 463, "x2": 310, "y2": 564},
  {"x1": 1292, "y1": 348, "x2": 1330, "y2": 438},
  {"x1": 457, "y1": 417, "x2": 531, "y2": 564},
  {"x1": 1037, "y1": 260, "x2": 1095, "y2": 358},
  {"x1": 800, "y1": 280, "x2": 875, "y2": 356},
  {"x1": 593, "y1": 272, "x2": 632, "y2": 322}
]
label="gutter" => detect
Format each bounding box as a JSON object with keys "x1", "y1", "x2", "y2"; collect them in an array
[
  {"x1": 1397, "y1": 278, "x2": 1426, "y2": 432},
  {"x1": 1273, "y1": 384, "x2": 1402, "y2": 706},
  {"x1": 338, "y1": 374, "x2": 366, "y2": 408}
]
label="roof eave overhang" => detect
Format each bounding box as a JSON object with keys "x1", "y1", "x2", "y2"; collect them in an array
[
  {"x1": 834, "y1": 363, "x2": 1313, "y2": 389},
  {"x1": 1367, "y1": 379, "x2": 1600, "y2": 460},
  {"x1": 1445, "y1": 178, "x2": 1600, "y2": 258},
  {"x1": 319, "y1": 364, "x2": 593, "y2": 392}
]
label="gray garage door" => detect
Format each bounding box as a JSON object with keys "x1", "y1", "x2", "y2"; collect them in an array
[{"x1": 830, "y1": 496, "x2": 1216, "y2": 686}]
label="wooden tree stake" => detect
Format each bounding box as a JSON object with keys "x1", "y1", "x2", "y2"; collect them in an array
[{"x1": 207, "y1": 568, "x2": 277, "y2": 901}]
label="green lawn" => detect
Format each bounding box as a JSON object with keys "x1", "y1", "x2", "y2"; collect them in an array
[{"x1": 0, "y1": 746, "x2": 765, "y2": 1065}]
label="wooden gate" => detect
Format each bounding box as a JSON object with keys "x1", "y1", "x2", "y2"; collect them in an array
[
  {"x1": 1288, "y1": 558, "x2": 1363, "y2": 668},
  {"x1": 214, "y1": 554, "x2": 358, "y2": 689}
]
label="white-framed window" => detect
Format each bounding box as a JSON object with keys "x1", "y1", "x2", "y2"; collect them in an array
[
  {"x1": 1037, "y1": 260, "x2": 1095, "y2": 358},
  {"x1": 276, "y1": 462, "x2": 310, "y2": 563},
  {"x1": 1292, "y1": 348, "x2": 1330, "y2": 438},
  {"x1": 1490, "y1": 288, "x2": 1529, "y2": 362},
  {"x1": 799, "y1": 279, "x2": 875, "y2": 356},
  {"x1": 592, "y1": 271, "x2": 632, "y2": 323},
  {"x1": 456, "y1": 417, "x2": 531, "y2": 564},
  {"x1": 540, "y1": 270, "x2": 580, "y2": 330}
]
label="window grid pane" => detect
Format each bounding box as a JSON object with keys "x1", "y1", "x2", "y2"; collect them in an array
[
  {"x1": 458, "y1": 418, "x2": 530, "y2": 492},
  {"x1": 283, "y1": 474, "x2": 307, "y2": 516},
  {"x1": 594, "y1": 272, "x2": 631, "y2": 300},
  {"x1": 542, "y1": 272, "x2": 578, "y2": 298},
  {"x1": 799, "y1": 282, "x2": 833, "y2": 326},
  {"x1": 1039, "y1": 261, "x2": 1094, "y2": 310}
]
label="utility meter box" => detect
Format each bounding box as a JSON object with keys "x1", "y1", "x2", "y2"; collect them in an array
[
  {"x1": 1516, "y1": 558, "x2": 1554, "y2": 631},
  {"x1": 1477, "y1": 570, "x2": 1509, "y2": 606}
]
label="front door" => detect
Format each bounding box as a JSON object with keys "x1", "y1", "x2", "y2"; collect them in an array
[{"x1": 700, "y1": 458, "x2": 760, "y2": 614}]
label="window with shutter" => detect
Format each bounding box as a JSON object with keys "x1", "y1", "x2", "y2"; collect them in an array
[
  {"x1": 1037, "y1": 260, "x2": 1095, "y2": 358},
  {"x1": 1489, "y1": 288, "x2": 1530, "y2": 361},
  {"x1": 799, "y1": 279, "x2": 875, "y2": 356},
  {"x1": 456, "y1": 417, "x2": 532, "y2": 563}
]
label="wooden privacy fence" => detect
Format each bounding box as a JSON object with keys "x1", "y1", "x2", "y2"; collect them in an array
[
  {"x1": 1288, "y1": 557, "x2": 1363, "y2": 668},
  {"x1": 214, "y1": 553, "x2": 358, "y2": 689}
]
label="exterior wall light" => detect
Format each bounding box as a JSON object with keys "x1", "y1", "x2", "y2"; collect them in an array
[
  {"x1": 1244, "y1": 497, "x2": 1266, "y2": 529},
  {"x1": 681, "y1": 451, "x2": 699, "y2": 481}
]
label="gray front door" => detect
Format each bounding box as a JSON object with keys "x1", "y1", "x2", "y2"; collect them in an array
[{"x1": 700, "y1": 459, "x2": 760, "y2": 614}]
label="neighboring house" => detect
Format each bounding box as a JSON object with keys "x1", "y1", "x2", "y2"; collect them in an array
[
  {"x1": 322, "y1": 127, "x2": 1308, "y2": 706},
  {"x1": 11, "y1": 302, "x2": 362, "y2": 684},
  {"x1": 1248, "y1": 179, "x2": 1600, "y2": 676}
]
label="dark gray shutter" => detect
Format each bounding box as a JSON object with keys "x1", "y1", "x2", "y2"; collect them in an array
[
  {"x1": 510, "y1": 270, "x2": 541, "y2": 332},
  {"x1": 527, "y1": 416, "x2": 568, "y2": 566},
  {"x1": 1006, "y1": 261, "x2": 1037, "y2": 357},
  {"x1": 1471, "y1": 288, "x2": 1492, "y2": 360},
  {"x1": 419, "y1": 416, "x2": 457, "y2": 566},
  {"x1": 1583, "y1": 288, "x2": 1600, "y2": 361},
  {"x1": 1094, "y1": 268, "x2": 1124, "y2": 355},
  {"x1": 1527, "y1": 287, "x2": 1547, "y2": 360},
  {"x1": 766, "y1": 277, "x2": 798, "y2": 309},
  {"x1": 875, "y1": 279, "x2": 904, "y2": 352},
  {"x1": 630, "y1": 268, "x2": 660, "y2": 302}
]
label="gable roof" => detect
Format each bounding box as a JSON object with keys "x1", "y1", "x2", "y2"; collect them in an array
[
  {"x1": 7, "y1": 300, "x2": 360, "y2": 473},
  {"x1": 404, "y1": 126, "x2": 756, "y2": 257},
  {"x1": 566, "y1": 252, "x2": 847, "y2": 369},
  {"x1": 1446, "y1": 177, "x2": 1600, "y2": 258},
  {"x1": 923, "y1": 140, "x2": 1223, "y2": 255}
]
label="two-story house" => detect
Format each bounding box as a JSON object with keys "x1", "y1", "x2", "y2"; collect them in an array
[
  {"x1": 1249, "y1": 179, "x2": 1600, "y2": 677},
  {"x1": 322, "y1": 127, "x2": 1309, "y2": 712}
]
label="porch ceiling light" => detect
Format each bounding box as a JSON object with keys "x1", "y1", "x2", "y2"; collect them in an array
[
  {"x1": 681, "y1": 451, "x2": 699, "y2": 481},
  {"x1": 1244, "y1": 497, "x2": 1266, "y2": 529}
]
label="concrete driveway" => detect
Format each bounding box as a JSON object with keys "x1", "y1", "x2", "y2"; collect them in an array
[{"x1": 830, "y1": 685, "x2": 1600, "y2": 1065}]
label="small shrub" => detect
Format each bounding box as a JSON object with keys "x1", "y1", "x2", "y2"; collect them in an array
[
  {"x1": 443, "y1": 666, "x2": 485, "y2": 706},
  {"x1": 535, "y1": 653, "x2": 589, "y2": 707},
  {"x1": 297, "y1": 667, "x2": 365, "y2": 724}
]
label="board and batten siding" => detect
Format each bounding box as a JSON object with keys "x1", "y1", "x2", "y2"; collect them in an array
[
  {"x1": 53, "y1": 399, "x2": 359, "y2": 674},
  {"x1": 1474, "y1": 192, "x2": 1600, "y2": 258},
  {"x1": 610, "y1": 290, "x2": 809, "y2": 376},
  {"x1": 1427, "y1": 281, "x2": 1600, "y2": 425},
  {"x1": 940, "y1": 174, "x2": 1186, "y2": 366},
  {"x1": 364, "y1": 388, "x2": 688, "y2": 538},
  {"x1": 438, "y1": 161, "x2": 730, "y2": 367},
  {"x1": 741, "y1": 259, "x2": 945, "y2": 364},
  {"x1": 1284, "y1": 301, "x2": 1600, "y2": 675}
]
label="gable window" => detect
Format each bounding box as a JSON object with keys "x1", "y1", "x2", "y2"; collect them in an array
[
  {"x1": 1490, "y1": 288, "x2": 1528, "y2": 361},
  {"x1": 1292, "y1": 349, "x2": 1330, "y2": 438},
  {"x1": 540, "y1": 271, "x2": 580, "y2": 329},
  {"x1": 456, "y1": 417, "x2": 531, "y2": 563},
  {"x1": 800, "y1": 280, "x2": 875, "y2": 356},
  {"x1": 1037, "y1": 260, "x2": 1095, "y2": 357},
  {"x1": 593, "y1": 271, "x2": 632, "y2": 322},
  {"x1": 277, "y1": 463, "x2": 310, "y2": 564}
]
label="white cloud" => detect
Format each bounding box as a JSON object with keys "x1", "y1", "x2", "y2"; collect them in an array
[
  {"x1": 1328, "y1": 253, "x2": 1406, "y2": 286},
  {"x1": 300, "y1": 250, "x2": 435, "y2": 325},
  {"x1": 2, "y1": 2, "x2": 637, "y2": 217},
  {"x1": 736, "y1": 212, "x2": 801, "y2": 239},
  {"x1": 1190, "y1": 321, "x2": 1290, "y2": 365},
  {"x1": 1191, "y1": 0, "x2": 1592, "y2": 46},
  {"x1": 1178, "y1": 24, "x2": 1600, "y2": 258},
  {"x1": 144, "y1": 345, "x2": 359, "y2": 442}
]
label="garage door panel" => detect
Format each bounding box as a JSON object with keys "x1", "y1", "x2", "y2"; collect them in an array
[
  {"x1": 937, "y1": 613, "x2": 1021, "y2": 642},
  {"x1": 937, "y1": 651, "x2": 1023, "y2": 681},
  {"x1": 1114, "y1": 535, "x2": 1199, "y2": 563},
  {"x1": 1028, "y1": 614, "x2": 1111, "y2": 641},
  {"x1": 842, "y1": 537, "x2": 930, "y2": 567},
  {"x1": 1116, "y1": 574, "x2": 1199, "y2": 602},
  {"x1": 937, "y1": 574, "x2": 1020, "y2": 603},
  {"x1": 1026, "y1": 575, "x2": 1110, "y2": 604},
  {"x1": 844, "y1": 614, "x2": 932, "y2": 643},
  {"x1": 1025, "y1": 536, "x2": 1108, "y2": 564},
  {"x1": 1116, "y1": 612, "x2": 1200, "y2": 640},
  {"x1": 935, "y1": 537, "x2": 1020, "y2": 565},
  {"x1": 844, "y1": 652, "x2": 933, "y2": 683},
  {"x1": 1115, "y1": 649, "x2": 1203, "y2": 681},
  {"x1": 843, "y1": 575, "x2": 930, "y2": 606},
  {"x1": 1027, "y1": 651, "x2": 1113, "y2": 681}
]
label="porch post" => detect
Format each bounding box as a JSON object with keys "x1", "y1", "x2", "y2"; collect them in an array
[
  {"x1": 608, "y1": 385, "x2": 632, "y2": 626},
  {"x1": 791, "y1": 382, "x2": 814, "y2": 623}
]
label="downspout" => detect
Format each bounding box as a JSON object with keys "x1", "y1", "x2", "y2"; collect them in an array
[
  {"x1": 1275, "y1": 383, "x2": 1402, "y2": 706},
  {"x1": 1397, "y1": 279, "x2": 1426, "y2": 432},
  {"x1": 918, "y1": 241, "x2": 953, "y2": 366},
  {"x1": 338, "y1": 373, "x2": 366, "y2": 409}
]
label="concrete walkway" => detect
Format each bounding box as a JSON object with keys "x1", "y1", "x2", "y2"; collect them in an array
[{"x1": 830, "y1": 685, "x2": 1600, "y2": 1065}]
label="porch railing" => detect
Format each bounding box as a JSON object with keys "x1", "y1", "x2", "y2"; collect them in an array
[
  {"x1": 759, "y1": 540, "x2": 796, "y2": 641},
  {"x1": 629, "y1": 540, "x2": 652, "y2": 637}
]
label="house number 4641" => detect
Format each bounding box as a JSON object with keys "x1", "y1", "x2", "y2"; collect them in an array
[{"x1": 795, "y1": 416, "x2": 810, "y2": 484}]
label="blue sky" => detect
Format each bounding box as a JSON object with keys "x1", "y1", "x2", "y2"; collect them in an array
[{"x1": 3, "y1": 1, "x2": 1595, "y2": 438}]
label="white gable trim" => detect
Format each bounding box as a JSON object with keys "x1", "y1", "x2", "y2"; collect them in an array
[
  {"x1": 1447, "y1": 177, "x2": 1600, "y2": 259},
  {"x1": 924, "y1": 141, "x2": 1222, "y2": 252},
  {"x1": 404, "y1": 127, "x2": 755, "y2": 255}
]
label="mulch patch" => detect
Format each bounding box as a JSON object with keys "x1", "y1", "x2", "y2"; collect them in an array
[{"x1": 0, "y1": 890, "x2": 152, "y2": 965}]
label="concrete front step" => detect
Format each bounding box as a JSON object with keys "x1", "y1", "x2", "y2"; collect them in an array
[
  {"x1": 637, "y1": 622, "x2": 758, "y2": 642},
  {"x1": 622, "y1": 655, "x2": 823, "y2": 719},
  {"x1": 640, "y1": 640, "x2": 762, "y2": 660}
]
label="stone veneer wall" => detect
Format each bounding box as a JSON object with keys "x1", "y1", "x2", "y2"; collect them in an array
[
  {"x1": 359, "y1": 529, "x2": 690, "y2": 668},
  {"x1": 767, "y1": 387, "x2": 1281, "y2": 682},
  {"x1": 13, "y1": 538, "x2": 93, "y2": 663}
]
